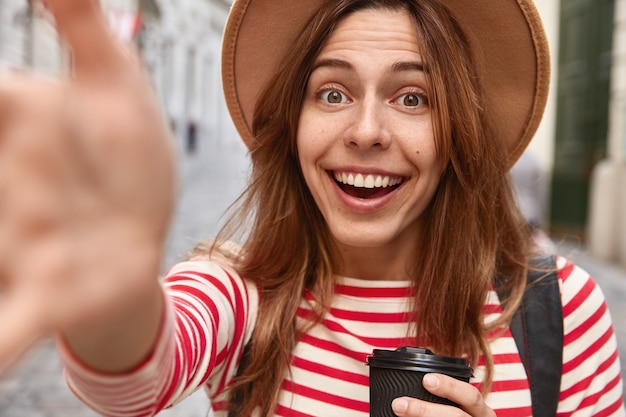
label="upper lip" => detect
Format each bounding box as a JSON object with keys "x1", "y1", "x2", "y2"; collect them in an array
[{"x1": 330, "y1": 170, "x2": 405, "y2": 188}]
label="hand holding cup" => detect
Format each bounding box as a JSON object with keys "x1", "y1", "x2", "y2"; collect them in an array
[{"x1": 367, "y1": 347, "x2": 473, "y2": 416}]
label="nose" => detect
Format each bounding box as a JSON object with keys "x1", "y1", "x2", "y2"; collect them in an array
[{"x1": 343, "y1": 99, "x2": 391, "y2": 150}]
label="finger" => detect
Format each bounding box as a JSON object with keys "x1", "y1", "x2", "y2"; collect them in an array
[
  {"x1": 391, "y1": 397, "x2": 464, "y2": 417},
  {"x1": 42, "y1": 0, "x2": 126, "y2": 78},
  {"x1": 421, "y1": 374, "x2": 495, "y2": 417}
]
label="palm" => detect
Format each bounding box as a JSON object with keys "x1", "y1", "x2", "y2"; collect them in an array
[{"x1": 0, "y1": 0, "x2": 175, "y2": 371}]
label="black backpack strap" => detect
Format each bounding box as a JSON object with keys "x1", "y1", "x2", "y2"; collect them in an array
[
  {"x1": 228, "y1": 342, "x2": 251, "y2": 417},
  {"x1": 497, "y1": 255, "x2": 563, "y2": 417}
]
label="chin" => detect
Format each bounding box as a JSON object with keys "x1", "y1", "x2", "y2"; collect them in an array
[{"x1": 331, "y1": 230, "x2": 396, "y2": 249}]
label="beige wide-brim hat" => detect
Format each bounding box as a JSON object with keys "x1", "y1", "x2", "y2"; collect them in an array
[{"x1": 221, "y1": 0, "x2": 550, "y2": 168}]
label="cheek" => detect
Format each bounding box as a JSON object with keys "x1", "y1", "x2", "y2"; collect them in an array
[
  {"x1": 297, "y1": 117, "x2": 330, "y2": 165},
  {"x1": 295, "y1": 127, "x2": 318, "y2": 188},
  {"x1": 296, "y1": 112, "x2": 312, "y2": 160},
  {"x1": 402, "y1": 129, "x2": 438, "y2": 166},
  {"x1": 420, "y1": 156, "x2": 445, "y2": 185}
]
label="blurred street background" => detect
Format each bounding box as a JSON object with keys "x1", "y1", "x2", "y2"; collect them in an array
[{"x1": 1, "y1": 0, "x2": 626, "y2": 415}]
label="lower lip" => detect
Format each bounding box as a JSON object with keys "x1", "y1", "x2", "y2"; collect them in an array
[{"x1": 331, "y1": 177, "x2": 402, "y2": 214}]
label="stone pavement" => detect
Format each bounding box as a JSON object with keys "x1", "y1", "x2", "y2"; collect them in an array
[{"x1": 0, "y1": 140, "x2": 625, "y2": 416}]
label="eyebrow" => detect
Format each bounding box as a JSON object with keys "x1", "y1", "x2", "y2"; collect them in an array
[
  {"x1": 391, "y1": 61, "x2": 425, "y2": 73},
  {"x1": 312, "y1": 58, "x2": 353, "y2": 71},
  {"x1": 311, "y1": 58, "x2": 425, "y2": 73}
]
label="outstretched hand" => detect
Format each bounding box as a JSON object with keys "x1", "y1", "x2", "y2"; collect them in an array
[{"x1": 0, "y1": 0, "x2": 176, "y2": 372}]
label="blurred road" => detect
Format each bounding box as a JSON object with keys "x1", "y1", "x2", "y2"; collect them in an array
[{"x1": 0, "y1": 139, "x2": 624, "y2": 416}]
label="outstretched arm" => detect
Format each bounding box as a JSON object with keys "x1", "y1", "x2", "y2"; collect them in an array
[{"x1": 0, "y1": 0, "x2": 176, "y2": 374}]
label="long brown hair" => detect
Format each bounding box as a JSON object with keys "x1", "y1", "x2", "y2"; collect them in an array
[{"x1": 211, "y1": 0, "x2": 533, "y2": 414}]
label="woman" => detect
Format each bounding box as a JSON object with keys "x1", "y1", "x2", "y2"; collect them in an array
[{"x1": 0, "y1": 0, "x2": 623, "y2": 416}]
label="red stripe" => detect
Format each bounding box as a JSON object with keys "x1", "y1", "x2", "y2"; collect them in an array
[
  {"x1": 564, "y1": 302, "x2": 607, "y2": 345},
  {"x1": 174, "y1": 297, "x2": 215, "y2": 374},
  {"x1": 493, "y1": 406, "x2": 533, "y2": 417},
  {"x1": 156, "y1": 334, "x2": 182, "y2": 411},
  {"x1": 168, "y1": 282, "x2": 223, "y2": 374},
  {"x1": 173, "y1": 293, "x2": 219, "y2": 362},
  {"x1": 483, "y1": 303, "x2": 503, "y2": 315},
  {"x1": 169, "y1": 270, "x2": 235, "y2": 311},
  {"x1": 559, "y1": 350, "x2": 619, "y2": 401},
  {"x1": 79, "y1": 381, "x2": 164, "y2": 413},
  {"x1": 299, "y1": 334, "x2": 370, "y2": 362},
  {"x1": 576, "y1": 373, "x2": 623, "y2": 410},
  {"x1": 169, "y1": 267, "x2": 251, "y2": 394},
  {"x1": 476, "y1": 351, "x2": 520, "y2": 366},
  {"x1": 562, "y1": 275, "x2": 596, "y2": 317},
  {"x1": 217, "y1": 270, "x2": 250, "y2": 393},
  {"x1": 282, "y1": 380, "x2": 369, "y2": 412},
  {"x1": 297, "y1": 309, "x2": 412, "y2": 346},
  {"x1": 334, "y1": 284, "x2": 413, "y2": 298},
  {"x1": 276, "y1": 404, "x2": 317, "y2": 417},
  {"x1": 558, "y1": 260, "x2": 576, "y2": 283},
  {"x1": 327, "y1": 306, "x2": 411, "y2": 323},
  {"x1": 173, "y1": 308, "x2": 197, "y2": 378},
  {"x1": 215, "y1": 346, "x2": 228, "y2": 364},
  {"x1": 211, "y1": 400, "x2": 227, "y2": 411},
  {"x1": 490, "y1": 378, "x2": 530, "y2": 392},
  {"x1": 486, "y1": 327, "x2": 511, "y2": 339},
  {"x1": 292, "y1": 356, "x2": 369, "y2": 386},
  {"x1": 562, "y1": 326, "x2": 614, "y2": 374},
  {"x1": 591, "y1": 397, "x2": 626, "y2": 417}
]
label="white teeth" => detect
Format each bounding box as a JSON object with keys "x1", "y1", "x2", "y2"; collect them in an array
[{"x1": 333, "y1": 171, "x2": 402, "y2": 188}]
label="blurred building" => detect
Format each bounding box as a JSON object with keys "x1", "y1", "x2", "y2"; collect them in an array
[
  {"x1": 512, "y1": 1, "x2": 626, "y2": 269},
  {"x1": 586, "y1": 0, "x2": 626, "y2": 267},
  {"x1": 0, "y1": 0, "x2": 241, "y2": 152},
  {"x1": 0, "y1": 0, "x2": 64, "y2": 71}
]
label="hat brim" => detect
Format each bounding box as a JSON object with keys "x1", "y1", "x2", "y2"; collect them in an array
[{"x1": 221, "y1": 0, "x2": 550, "y2": 168}]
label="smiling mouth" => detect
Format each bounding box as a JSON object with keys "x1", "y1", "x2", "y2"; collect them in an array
[{"x1": 331, "y1": 171, "x2": 404, "y2": 199}]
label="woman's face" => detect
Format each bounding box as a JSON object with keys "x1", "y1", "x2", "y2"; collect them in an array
[{"x1": 297, "y1": 8, "x2": 444, "y2": 277}]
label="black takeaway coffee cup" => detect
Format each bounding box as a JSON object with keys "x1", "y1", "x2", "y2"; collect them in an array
[{"x1": 366, "y1": 347, "x2": 473, "y2": 416}]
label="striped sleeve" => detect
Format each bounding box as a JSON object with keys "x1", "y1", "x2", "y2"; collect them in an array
[
  {"x1": 59, "y1": 259, "x2": 258, "y2": 417},
  {"x1": 556, "y1": 257, "x2": 625, "y2": 416}
]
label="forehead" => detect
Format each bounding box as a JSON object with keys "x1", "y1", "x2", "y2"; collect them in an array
[{"x1": 321, "y1": 7, "x2": 421, "y2": 55}]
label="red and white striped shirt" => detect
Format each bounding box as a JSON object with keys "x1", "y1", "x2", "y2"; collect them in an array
[{"x1": 60, "y1": 256, "x2": 625, "y2": 416}]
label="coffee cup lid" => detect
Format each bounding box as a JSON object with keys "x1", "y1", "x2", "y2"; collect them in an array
[{"x1": 366, "y1": 347, "x2": 472, "y2": 379}]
